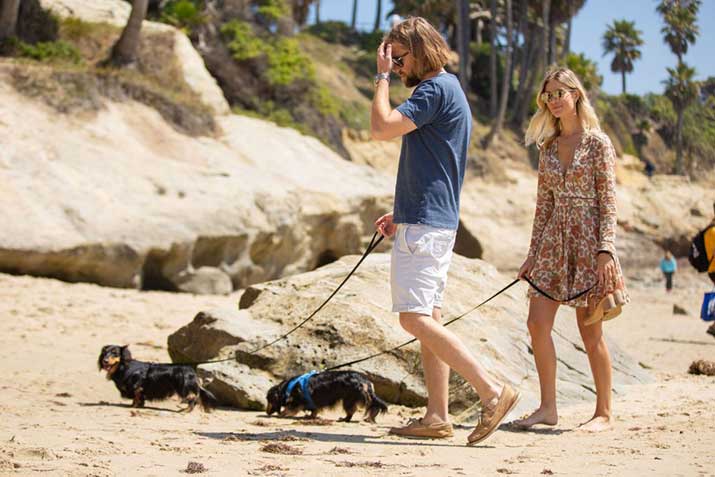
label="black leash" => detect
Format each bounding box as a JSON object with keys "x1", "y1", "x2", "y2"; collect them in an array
[
  {"x1": 323, "y1": 276, "x2": 597, "y2": 372},
  {"x1": 521, "y1": 275, "x2": 595, "y2": 303},
  {"x1": 323, "y1": 277, "x2": 523, "y2": 372},
  {"x1": 249, "y1": 232, "x2": 384, "y2": 354},
  {"x1": 179, "y1": 261, "x2": 591, "y2": 368},
  {"x1": 176, "y1": 232, "x2": 384, "y2": 367}
]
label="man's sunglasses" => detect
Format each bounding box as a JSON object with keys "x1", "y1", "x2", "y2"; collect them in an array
[
  {"x1": 540, "y1": 88, "x2": 573, "y2": 103},
  {"x1": 392, "y1": 51, "x2": 410, "y2": 68}
]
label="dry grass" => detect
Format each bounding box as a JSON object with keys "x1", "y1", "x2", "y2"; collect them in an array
[
  {"x1": 689, "y1": 359, "x2": 715, "y2": 376},
  {"x1": 259, "y1": 442, "x2": 303, "y2": 455},
  {"x1": 6, "y1": 17, "x2": 216, "y2": 136}
]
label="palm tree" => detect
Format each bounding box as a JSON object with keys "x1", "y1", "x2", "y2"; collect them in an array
[
  {"x1": 540, "y1": 0, "x2": 551, "y2": 68},
  {"x1": 109, "y1": 0, "x2": 149, "y2": 66},
  {"x1": 350, "y1": 0, "x2": 357, "y2": 30},
  {"x1": 664, "y1": 63, "x2": 699, "y2": 174},
  {"x1": 488, "y1": 0, "x2": 498, "y2": 118},
  {"x1": 602, "y1": 19, "x2": 643, "y2": 95},
  {"x1": 656, "y1": 0, "x2": 700, "y2": 65},
  {"x1": 484, "y1": 0, "x2": 513, "y2": 148},
  {"x1": 0, "y1": 0, "x2": 21, "y2": 40},
  {"x1": 456, "y1": 0, "x2": 471, "y2": 93},
  {"x1": 373, "y1": 0, "x2": 382, "y2": 32},
  {"x1": 565, "y1": 52, "x2": 602, "y2": 92}
]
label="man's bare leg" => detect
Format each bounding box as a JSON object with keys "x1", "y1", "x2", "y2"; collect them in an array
[
  {"x1": 420, "y1": 307, "x2": 450, "y2": 425},
  {"x1": 399, "y1": 312, "x2": 502, "y2": 403}
]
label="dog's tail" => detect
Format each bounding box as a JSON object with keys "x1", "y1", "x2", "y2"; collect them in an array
[
  {"x1": 199, "y1": 386, "x2": 219, "y2": 412},
  {"x1": 364, "y1": 382, "x2": 388, "y2": 423}
]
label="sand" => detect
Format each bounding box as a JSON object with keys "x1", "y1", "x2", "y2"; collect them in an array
[{"x1": 1, "y1": 266, "x2": 714, "y2": 477}]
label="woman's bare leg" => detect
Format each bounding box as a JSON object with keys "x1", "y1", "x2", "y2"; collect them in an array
[
  {"x1": 575, "y1": 307, "x2": 612, "y2": 431},
  {"x1": 513, "y1": 296, "x2": 560, "y2": 428}
]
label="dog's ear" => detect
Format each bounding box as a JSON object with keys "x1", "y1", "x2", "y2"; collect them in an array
[
  {"x1": 97, "y1": 346, "x2": 107, "y2": 371},
  {"x1": 121, "y1": 345, "x2": 132, "y2": 362}
]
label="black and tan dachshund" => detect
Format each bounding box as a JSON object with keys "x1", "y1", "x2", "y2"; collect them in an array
[
  {"x1": 97, "y1": 345, "x2": 217, "y2": 412},
  {"x1": 266, "y1": 370, "x2": 388, "y2": 423}
]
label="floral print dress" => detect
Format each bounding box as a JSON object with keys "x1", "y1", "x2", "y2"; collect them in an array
[{"x1": 527, "y1": 130, "x2": 629, "y2": 310}]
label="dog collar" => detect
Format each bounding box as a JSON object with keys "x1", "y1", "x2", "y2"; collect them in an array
[{"x1": 285, "y1": 370, "x2": 318, "y2": 411}]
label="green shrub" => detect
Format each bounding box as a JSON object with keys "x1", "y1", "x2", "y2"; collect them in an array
[
  {"x1": 160, "y1": 0, "x2": 205, "y2": 31},
  {"x1": 565, "y1": 52, "x2": 602, "y2": 92},
  {"x1": 256, "y1": 0, "x2": 290, "y2": 22},
  {"x1": 13, "y1": 38, "x2": 82, "y2": 64},
  {"x1": 311, "y1": 85, "x2": 340, "y2": 117},
  {"x1": 307, "y1": 21, "x2": 357, "y2": 44},
  {"x1": 339, "y1": 99, "x2": 369, "y2": 130},
  {"x1": 356, "y1": 30, "x2": 384, "y2": 52},
  {"x1": 644, "y1": 93, "x2": 676, "y2": 125},
  {"x1": 221, "y1": 20, "x2": 263, "y2": 61},
  {"x1": 265, "y1": 38, "x2": 315, "y2": 86},
  {"x1": 59, "y1": 16, "x2": 95, "y2": 40}
]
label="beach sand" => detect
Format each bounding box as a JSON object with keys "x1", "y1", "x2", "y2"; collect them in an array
[{"x1": 1, "y1": 267, "x2": 714, "y2": 476}]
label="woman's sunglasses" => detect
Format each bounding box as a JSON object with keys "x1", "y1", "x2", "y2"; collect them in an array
[
  {"x1": 540, "y1": 88, "x2": 572, "y2": 103},
  {"x1": 392, "y1": 51, "x2": 410, "y2": 68}
]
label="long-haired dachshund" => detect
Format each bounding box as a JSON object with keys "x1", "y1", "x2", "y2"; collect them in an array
[
  {"x1": 97, "y1": 345, "x2": 217, "y2": 412},
  {"x1": 265, "y1": 370, "x2": 388, "y2": 423}
]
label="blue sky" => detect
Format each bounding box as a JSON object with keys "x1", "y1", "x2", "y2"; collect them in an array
[{"x1": 310, "y1": 0, "x2": 713, "y2": 96}]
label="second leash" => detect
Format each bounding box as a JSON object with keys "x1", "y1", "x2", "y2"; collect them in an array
[{"x1": 323, "y1": 278, "x2": 522, "y2": 372}]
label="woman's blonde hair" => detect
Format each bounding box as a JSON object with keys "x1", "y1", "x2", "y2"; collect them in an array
[
  {"x1": 524, "y1": 67, "x2": 601, "y2": 150},
  {"x1": 384, "y1": 17, "x2": 451, "y2": 78}
]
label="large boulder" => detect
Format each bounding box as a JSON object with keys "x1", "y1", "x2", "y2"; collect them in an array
[
  {"x1": 168, "y1": 253, "x2": 651, "y2": 418},
  {"x1": 0, "y1": 72, "x2": 394, "y2": 292}
]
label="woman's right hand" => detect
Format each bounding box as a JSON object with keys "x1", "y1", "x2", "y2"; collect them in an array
[{"x1": 518, "y1": 256, "x2": 534, "y2": 279}]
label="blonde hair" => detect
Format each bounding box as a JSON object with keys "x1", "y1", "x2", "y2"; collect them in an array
[
  {"x1": 524, "y1": 67, "x2": 601, "y2": 150},
  {"x1": 384, "y1": 17, "x2": 451, "y2": 79}
]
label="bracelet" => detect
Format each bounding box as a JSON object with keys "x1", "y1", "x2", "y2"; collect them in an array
[{"x1": 374, "y1": 72, "x2": 390, "y2": 85}]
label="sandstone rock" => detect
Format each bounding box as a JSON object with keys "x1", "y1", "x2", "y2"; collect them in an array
[
  {"x1": 168, "y1": 253, "x2": 651, "y2": 418},
  {"x1": 0, "y1": 72, "x2": 395, "y2": 293},
  {"x1": 173, "y1": 267, "x2": 233, "y2": 295}
]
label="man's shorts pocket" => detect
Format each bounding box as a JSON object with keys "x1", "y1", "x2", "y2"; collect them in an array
[{"x1": 402, "y1": 225, "x2": 431, "y2": 256}]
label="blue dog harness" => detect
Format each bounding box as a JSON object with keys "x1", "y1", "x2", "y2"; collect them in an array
[{"x1": 284, "y1": 370, "x2": 318, "y2": 411}]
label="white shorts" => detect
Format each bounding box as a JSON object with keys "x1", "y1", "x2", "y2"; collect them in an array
[{"x1": 390, "y1": 223, "x2": 457, "y2": 316}]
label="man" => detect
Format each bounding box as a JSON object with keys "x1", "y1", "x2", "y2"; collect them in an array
[{"x1": 370, "y1": 17, "x2": 520, "y2": 445}]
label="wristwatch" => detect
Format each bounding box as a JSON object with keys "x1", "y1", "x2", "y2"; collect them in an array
[{"x1": 374, "y1": 72, "x2": 390, "y2": 85}]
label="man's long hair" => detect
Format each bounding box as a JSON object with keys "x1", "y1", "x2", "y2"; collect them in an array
[{"x1": 384, "y1": 17, "x2": 450, "y2": 79}]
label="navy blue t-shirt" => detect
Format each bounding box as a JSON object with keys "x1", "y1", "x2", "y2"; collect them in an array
[{"x1": 394, "y1": 72, "x2": 472, "y2": 230}]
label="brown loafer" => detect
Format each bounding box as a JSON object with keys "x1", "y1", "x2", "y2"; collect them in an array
[
  {"x1": 389, "y1": 418, "x2": 454, "y2": 439},
  {"x1": 467, "y1": 384, "x2": 520, "y2": 446}
]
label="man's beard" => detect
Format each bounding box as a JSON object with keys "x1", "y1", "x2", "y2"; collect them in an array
[{"x1": 403, "y1": 74, "x2": 421, "y2": 87}]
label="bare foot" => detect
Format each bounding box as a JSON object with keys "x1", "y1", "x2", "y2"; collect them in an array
[
  {"x1": 578, "y1": 415, "x2": 612, "y2": 432},
  {"x1": 511, "y1": 408, "x2": 558, "y2": 429}
]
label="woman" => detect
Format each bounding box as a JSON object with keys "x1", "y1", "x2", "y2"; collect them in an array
[
  {"x1": 660, "y1": 250, "x2": 677, "y2": 293},
  {"x1": 515, "y1": 68, "x2": 629, "y2": 432}
]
